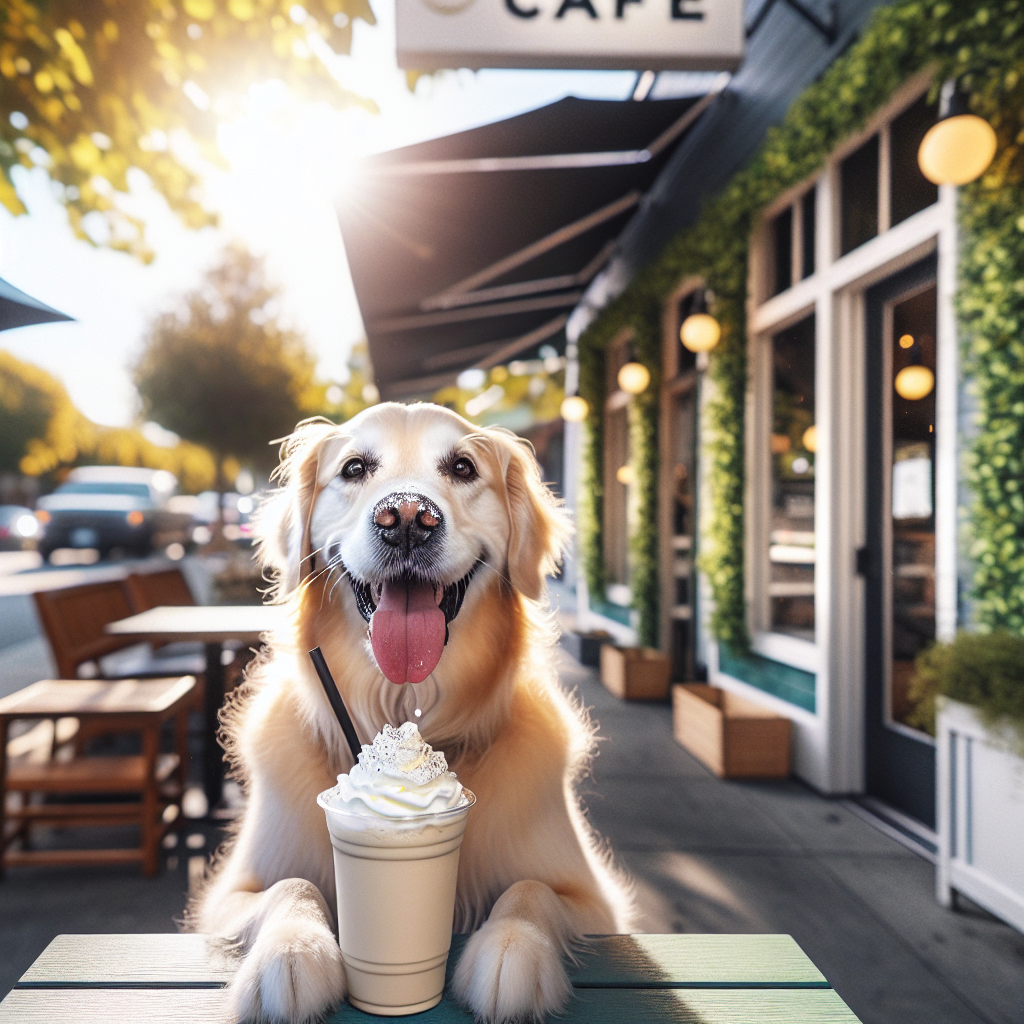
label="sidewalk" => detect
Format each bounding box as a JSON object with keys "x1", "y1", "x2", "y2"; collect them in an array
[{"x1": 562, "y1": 652, "x2": 1024, "y2": 1024}]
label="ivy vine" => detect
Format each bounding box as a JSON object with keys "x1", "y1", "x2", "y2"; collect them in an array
[{"x1": 577, "y1": 0, "x2": 1024, "y2": 649}]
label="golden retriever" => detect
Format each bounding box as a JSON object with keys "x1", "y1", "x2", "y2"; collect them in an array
[{"x1": 193, "y1": 402, "x2": 635, "y2": 1023}]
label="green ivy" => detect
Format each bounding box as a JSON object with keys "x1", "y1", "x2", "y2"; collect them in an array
[{"x1": 577, "y1": 0, "x2": 1024, "y2": 649}]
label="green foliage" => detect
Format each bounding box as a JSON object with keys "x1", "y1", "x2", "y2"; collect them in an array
[
  {"x1": 577, "y1": 0, "x2": 1024, "y2": 649},
  {"x1": 0, "y1": 0, "x2": 376, "y2": 260},
  {"x1": 433, "y1": 360, "x2": 566, "y2": 429},
  {"x1": 321, "y1": 340, "x2": 378, "y2": 423},
  {"x1": 133, "y1": 243, "x2": 319, "y2": 478},
  {"x1": 908, "y1": 631, "x2": 1024, "y2": 741},
  {"x1": 0, "y1": 349, "x2": 216, "y2": 491}
]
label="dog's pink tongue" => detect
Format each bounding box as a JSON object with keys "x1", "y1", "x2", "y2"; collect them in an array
[{"x1": 370, "y1": 580, "x2": 445, "y2": 684}]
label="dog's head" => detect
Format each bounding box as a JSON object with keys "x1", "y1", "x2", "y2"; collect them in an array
[{"x1": 257, "y1": 403, "x2": 570, "y2": 684}]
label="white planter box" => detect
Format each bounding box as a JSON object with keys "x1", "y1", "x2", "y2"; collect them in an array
[{"x1": 937, "y1": 698, "x2": 1024, "y2": 933}]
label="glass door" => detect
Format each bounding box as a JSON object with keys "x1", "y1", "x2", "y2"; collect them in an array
[{"x1": 863, "y1": 255, "x2": 938, "y2": 828}]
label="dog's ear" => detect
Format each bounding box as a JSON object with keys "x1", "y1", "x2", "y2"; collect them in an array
[
  {"x1": 254, "y1": 419, "x2": 350, "y2": 598},
  {"x1": 489, "y1": 429, "x2": 572, "y2": 602}
]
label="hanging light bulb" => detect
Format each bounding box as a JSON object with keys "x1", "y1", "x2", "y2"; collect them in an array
[
  {"x1": 918, "y1": 84, "x2": 996, "y2": 185},
  {"x1": 680, "y1": 288, "x2": 721, "y2": 353},
  {"x1": 616, "y1": 464, "x2": 635, "y2": 485},
  {"x1": 802, "y1": 425, "x2": 817, "y2": 453},
  {"x1": 617, "y1": 361, "x2": 650, "y2": 395},
  {"x1": 895, "y1": 364, "x2": 935, "y2": 401},
  {"x1": 680, "y1": 312, "x2": 721, "y2": 353},
  {"x1": 560, "y1": 395, "x2": 589, "y2": 422}
]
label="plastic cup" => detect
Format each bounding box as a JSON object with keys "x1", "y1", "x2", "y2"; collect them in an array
[{"x1": 317, "y1": 788, "x2": 476, "y2": 1016}]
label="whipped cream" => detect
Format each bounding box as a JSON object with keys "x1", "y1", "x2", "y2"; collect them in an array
[{"x1": 326, "y1": 722, "x2": 469, "y2": 818}]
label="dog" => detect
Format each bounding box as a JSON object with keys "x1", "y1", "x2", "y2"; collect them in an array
[{"x1": 193, "y1": 402, "x2": 636, "y2": 1023}]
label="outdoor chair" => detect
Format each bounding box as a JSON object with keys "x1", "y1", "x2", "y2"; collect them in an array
[
  {"x1": 30, "y1": 580, "x2": 204, "y2": 755},
  {"x1": 33, "y1": 580, "x2": 205, "y2": 681},
  {"x1": 0, "y1": 677, "x2": 196, "y2": 877},
  {"x1": 124, "y1": 567, "x2": 196, "y2": 613}
]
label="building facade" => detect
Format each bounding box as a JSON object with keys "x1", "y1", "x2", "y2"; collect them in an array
[{"x1": 567, "y1": 0, "x2": 1024, "y2": 836}]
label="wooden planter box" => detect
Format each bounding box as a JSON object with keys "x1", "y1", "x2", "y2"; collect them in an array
[
  {"x1": 672, "y1": 684, "x2": 791, "y2": 779},
  {"x1": 937, "y1": 698, "x2": 1024, "y2": 934},
  {"x1": 599, "y1": 645, "x2": 671, "y2": 700}
]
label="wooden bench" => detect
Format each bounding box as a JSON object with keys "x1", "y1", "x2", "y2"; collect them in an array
[{"x1": 0, "y1": 932, "x2": 864, "y2": 1021}]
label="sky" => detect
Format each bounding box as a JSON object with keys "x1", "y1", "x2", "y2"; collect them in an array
[{"x1": 0, "y1": 0, "x2": 635, "y2": 428}]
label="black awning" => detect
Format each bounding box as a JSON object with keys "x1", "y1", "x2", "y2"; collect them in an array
[
  {"x1": 0, "y1": 276, "x2": 72, "y2": 331},
  {"x1": 337, "y1": 95, "x2": 709, "y2": 398}
]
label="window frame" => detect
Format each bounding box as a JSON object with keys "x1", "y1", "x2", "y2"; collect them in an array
[{"x1": 746, "y1": 71, "x2": 950, "y2": 683}]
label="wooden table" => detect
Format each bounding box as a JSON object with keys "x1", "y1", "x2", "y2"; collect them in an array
[
  {"x1": 0, "y1": 677, "x2": 196, "y2": 876},
  {"x1": 106, "y1": 606, "x2": 285, "y2": 810},
  {"x1": 0, "y1": 932, "x2": 863, "y2": 1022}
]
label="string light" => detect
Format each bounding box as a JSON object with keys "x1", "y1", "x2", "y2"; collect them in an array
[{"x1": 616, "y1": 464, "x2": 635, "y2": 485}]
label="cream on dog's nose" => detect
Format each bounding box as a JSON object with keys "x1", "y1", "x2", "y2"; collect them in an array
[{"x1": 372, "y1": 492, "x2": 443, "y2": 551}]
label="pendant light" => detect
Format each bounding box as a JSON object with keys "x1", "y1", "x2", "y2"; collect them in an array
[
  {"x1": 560, "y1": 395, "x2": 589, "y2": 422},
  {"x1": 918, "y1": 83, "x2": 996, "y2": 186},
  {"x1": 894, "y1": 335, "x2": 935, "y2": 401},
  {"x1": 680, "y1": 288, "x2": 721, "y2": 353},
  {"x1": 617, "y1": 360, "x2": 650, "y2": 395}
]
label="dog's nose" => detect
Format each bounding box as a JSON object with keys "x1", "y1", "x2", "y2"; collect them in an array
[{"x1": 372, "y1": 492, "x2": 443, "y2": 550}]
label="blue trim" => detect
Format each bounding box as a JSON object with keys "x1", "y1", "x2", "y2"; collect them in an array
[
  {"x1": 718, "y1": 644, "x2": 816, "y2": 713},
  {"x1": 588, "y1": 599, "x2": 632, "y2": 626}
]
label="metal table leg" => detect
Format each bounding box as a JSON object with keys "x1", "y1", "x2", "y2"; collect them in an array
[{"x1": 203, "y1": 643, "x2": 225, "y2": 809}]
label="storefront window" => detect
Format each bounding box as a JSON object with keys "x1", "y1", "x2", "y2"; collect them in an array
[
  {"x1": 800, "y1": 188, "x2": 816, "y2": 279},
  {"x1": 890, "y1": 95, "x2": 938, "y2": 226},
  {"x1": 769, "y1": 314, "x2": 816, "y2": 640},
  {"x1": 772, "y1": 206, "x2": 793, "y2": 295},
  {"x1": 840, "y1": 135, "x2": 879, "y2": 255}
]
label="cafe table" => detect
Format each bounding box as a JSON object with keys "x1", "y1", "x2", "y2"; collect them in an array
[
  {"x1": 106, "y1": 605, "x2": 286, "y2": 810},
  {"x1": 0, "y1": 932, "x2": 863, "y2": 1022}
]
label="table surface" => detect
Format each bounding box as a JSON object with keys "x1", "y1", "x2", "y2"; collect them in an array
[
  {"x1": 0, "y1": 677, "x2": 196, "y2": 720},
  {"x1": 105, "y1": 605, "x2": 286, "y2": 643},
  {"x1": 1, "y1": 933, "x2": 863, "y2": 1023}
]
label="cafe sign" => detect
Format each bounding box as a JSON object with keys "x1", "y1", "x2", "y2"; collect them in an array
[{"x1": 396, "y1": 0, "x2": 744, "y2": 71}]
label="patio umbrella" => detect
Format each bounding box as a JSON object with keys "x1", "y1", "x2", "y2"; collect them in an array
[{"x1": 0, "y1": 275, "x2": 72, "y2": 331}]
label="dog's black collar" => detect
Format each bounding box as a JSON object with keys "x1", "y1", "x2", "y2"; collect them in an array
[{"x1": 349, "y1": 563, "x2": 479, "y2": 647}]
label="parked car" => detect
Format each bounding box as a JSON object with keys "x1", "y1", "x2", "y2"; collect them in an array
[
  {"x1": 35, "y1": 466, "x2": 194, "y2": 560},
  {"x1": 0, "y1": 504, "x2": 40, "y2": 551}
]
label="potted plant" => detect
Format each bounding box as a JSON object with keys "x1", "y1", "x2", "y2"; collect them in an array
[{"x1": 909, "y1": 632, "x2": 1024, "y2": 933}]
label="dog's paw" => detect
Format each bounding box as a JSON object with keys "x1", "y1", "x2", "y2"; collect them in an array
[
  {"x1": 231, "y1": 916, "x2": 345, "y2": 1024},
  {"x1": 452, "y1": 918, "x2": 571, "y2": 1023}
]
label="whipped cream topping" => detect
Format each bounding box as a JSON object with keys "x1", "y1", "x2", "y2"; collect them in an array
[{"x1": 326, "y1": 722, "x2": 468, "y2": 818}]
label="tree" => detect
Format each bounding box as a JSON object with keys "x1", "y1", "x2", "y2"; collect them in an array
[
  {"x1": 0, "y1": 0, "x2": 375, "y2": 260},
  {"x1": 133, "y1": 243, "x2": 319, "y2": 483},
  {"x1": 0, "y1": 349, "x2": 217, "y2": 491}
]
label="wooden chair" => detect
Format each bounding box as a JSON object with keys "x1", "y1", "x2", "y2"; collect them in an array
[
  {"x1": 0, "y1": 677, "x2": 196, "y2": 877},
  {"x1": 33, "y1": 581, "x2": 205, "y2": 680},
  {"x1": 124, "y1": 568, "x2": 196, "y2": 613},
  {"x1": 31, "y1": 581, "x2": 204, "y2": 756}
]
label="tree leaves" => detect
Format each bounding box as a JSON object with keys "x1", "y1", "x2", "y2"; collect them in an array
[{"x1": 0, "y1": 0, "x2": 376, "y2": 261}]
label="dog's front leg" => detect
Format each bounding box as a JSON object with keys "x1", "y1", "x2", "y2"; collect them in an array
[
  {"x1": 200, "y1": 871, "x2": 345, "y2": 1023},
  {"x1": 452, "y1": 879, "x2": 583, "y2": 1023}
]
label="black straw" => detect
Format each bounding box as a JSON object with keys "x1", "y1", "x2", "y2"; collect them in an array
[{"x1": 309, "y1": 647, "x2": 362, "y2": 763}]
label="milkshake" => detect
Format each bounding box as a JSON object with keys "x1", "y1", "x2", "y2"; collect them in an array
[{"x1": 317, "y1": 722, "x2": 474, "y2": 1015}]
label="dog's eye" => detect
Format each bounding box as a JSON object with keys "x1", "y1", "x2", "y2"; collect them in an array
[
  {"x1": 451, "y1": 457, "x2": 476, "y2": 480},
  {"x1": 341, "y1": 458, "x2": 366, "y2": 480}
]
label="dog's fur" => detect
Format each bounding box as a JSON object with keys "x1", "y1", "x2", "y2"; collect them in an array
[{"x1": 192, "y1": 402, "x2": 636, "y2": 1023}]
